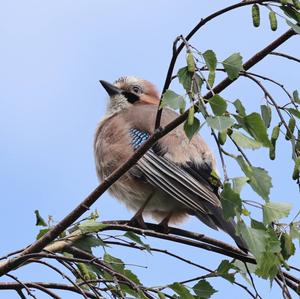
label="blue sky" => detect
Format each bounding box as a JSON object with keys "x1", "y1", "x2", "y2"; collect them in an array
[{"x1": 0, "y1": 1, "x2": 299, "y2": 298}]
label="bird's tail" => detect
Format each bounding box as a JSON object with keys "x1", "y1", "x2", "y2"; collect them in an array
[
  {"x1": 213, "y1": 208, "x2": 248, "y2": 252},
  {"x1": 197, "y1": 207, "x2": 248, "y2": 252}
]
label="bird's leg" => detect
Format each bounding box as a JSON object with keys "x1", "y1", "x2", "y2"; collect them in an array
[
  {"x1": 157, "y1": 212, "x2": 173, "y2": 234},
  {"x1": 128, "y1": 193, "x2": 154, "y2": 229}
]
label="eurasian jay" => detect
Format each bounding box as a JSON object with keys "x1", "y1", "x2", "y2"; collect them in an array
[{"x1": 94, "y1": 76, "x2": 247, "y2": 251}]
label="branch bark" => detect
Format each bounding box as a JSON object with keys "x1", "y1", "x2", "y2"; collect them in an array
[{"x1": 0, "y1": 27, "x2": 296, "y2": 278}]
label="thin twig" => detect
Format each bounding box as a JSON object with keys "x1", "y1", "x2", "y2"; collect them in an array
[{"x1": 270, "y1": 51, "x2": 300, "y2": 64}]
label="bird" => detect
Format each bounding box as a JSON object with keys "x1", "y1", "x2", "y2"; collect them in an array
[{"x1": 94, "y1": 76, "x2": 247, "y2": 251}]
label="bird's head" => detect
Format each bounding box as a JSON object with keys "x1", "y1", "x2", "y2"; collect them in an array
[{"x1": 100, "y1": 76, "x2": 160, "y2": 115}]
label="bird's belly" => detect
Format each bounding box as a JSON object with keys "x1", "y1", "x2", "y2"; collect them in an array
[{"x1": 109, "y1": 177, "x2": 188, "y2": 224}]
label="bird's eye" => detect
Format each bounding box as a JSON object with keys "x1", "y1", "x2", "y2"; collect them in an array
[{"x1": 132, "y1": 85, "x2": 142, "y2": 94}]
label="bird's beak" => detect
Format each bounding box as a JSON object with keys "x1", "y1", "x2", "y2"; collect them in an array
[{"x1": 99, "y1": 80, "x2": 122, "y2": 96}]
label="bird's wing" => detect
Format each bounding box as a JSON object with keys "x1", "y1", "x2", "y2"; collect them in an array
[{"x1": 132, "y1": 148, "x2": 222, "y2": 229}]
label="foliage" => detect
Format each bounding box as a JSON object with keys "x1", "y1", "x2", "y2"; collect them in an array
[{"x1": 0, "y1": 1, "x2": 300, "y2": 298}]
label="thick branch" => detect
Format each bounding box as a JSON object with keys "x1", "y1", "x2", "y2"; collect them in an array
[
  {"x1": 0, "y1": 282, "x2": 98, "y2": 299},
  {"x1": 155, "y1": 0, "x2": 283, "y2": 128},
  {"x1": 0, "y1": 27, "x2": 295, "y2": 277}
]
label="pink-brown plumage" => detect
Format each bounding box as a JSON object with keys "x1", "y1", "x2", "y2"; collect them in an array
[{"x1": 94, "y1": 76, "x2": 248, "y2": 251}]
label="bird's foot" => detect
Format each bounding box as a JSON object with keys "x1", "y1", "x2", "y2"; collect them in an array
[
  {"x1": 157, "y1": 218, "x2": 170, "y2": 234},
  {"x1": 127, "y1": 214, "x2": 148, "y2": 229}
]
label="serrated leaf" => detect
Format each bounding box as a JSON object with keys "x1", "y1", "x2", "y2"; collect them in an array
[
  {"x1": 263, "y1": 202, "x2": 292, "y2": 224},
  {"x1": 206, "y1": 116, "x2": 234, "y2": 131},
  {"x1": 208, "y1": 94, "x2": 227, "y2": 116},
  {"x1": 123, "y1": 269, "x2": 142, "y2": 284},
  {"x1": 233, "y1": 260, "x2": 257, "y2": 284},
  {"x1": 244, "y1": 113, "x2": 271, "y2": 147},
  {"x1": 216, "y1": 260, "x2": 235, "y2": 283},
  {"x1": 251, "y1": 218, "x2": 266, "y2": 230},
  {"x1": 222, "y1": 53, "x2": 243, "y2": 80},
  {"x1": 220, "y1": 183, "x2": 242, "y2": 219},
  {"x1": 287, "y1": 20, "x2": 300, "y2": 34},
  {"x1": 177, "y1": 67, "x2": 192, "y2": 92},
  {"x1": 160, "y1": 90, "x2": 185, "y2": 110},
  {"x1": 36, "y1": 228, "x2": 50, "y2": 240},
  {"x1": 261, "y1": 105, "x2": 272, "y2": 128},
  {"x1": 266, "y1": 227, "x2": 281, "y2": 253},
  {"x1": 255, "y1": 251, "x2": 279, "y2": 279},
  {"x1": 203, "y1": 50, "x2": 217, "y2": 71},
  {"x1": 169, "y1": 282, "x2": 194, "y2": 299},
  {"x1": 238, "y1": 220, "x2": 266, "y2": 260},
  {"x1": 78, "y1": 220, "x2": 108, "y2": 233},
  {"x1": 73, "y1": 235, "x2": 107, "y2": 254},
  {"x1": 236, "y1": 156, "x2": 272, "y2": 201},
  {"x1": 231, "y1": 131, "x2": 262, "y2": 150},
  {"x1": 232, "y1": 176, "x2": 248, "y2": 193},
  {"x1": 184, "y1": 117, "x2": 200, "y2": 141},
  {"x1": 34, "y1": 210, "x2": 47, "y2": 227},
  {"x1": 104, "y1": 253, "x2": 125, "y2": 272},
  {"x1": 193, "y1": 280, "x2": 217, "y2": 299},
  {"x1": 281, "y1": 233, "x2": 296, "y2": 260},
  {"x1": 233, "y1": 99, "x2": 246, "y2": 116},
  {"x1": 124, "y1": 231, "x2": 151, "y2": 253}
]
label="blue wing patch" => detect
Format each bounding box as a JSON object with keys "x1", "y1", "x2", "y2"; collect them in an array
[{"x1": 129, "y1": 128, "x2": 150, "y2": 150}]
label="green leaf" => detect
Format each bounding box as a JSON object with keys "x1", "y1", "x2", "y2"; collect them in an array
[
  {"x1": 123, "y1": 269, "x2": 141, "y2": 284},
  {"x1": 34, "y1": 210, "x2": 47, "y2": 227},
  {"x1": 184, "y1": 117, "x2": 200, "y2": 141},
  {"x1": 207, "y1": 71, "x2": 215, "y2": 88},
  {"x1": 237, "y1": 220, "x2": 266, "y2": 260},
  {"x1": 233, "y1": 260, "x2": 257, "y2": 284},
  {"x1": 220, "y1": 183, "x2": 242, "y2": 219},
  {"x1": 216, "y1": 260, "x2": 235, "y2": 283},
  {"x1": 78, "y1": 220, "x2": 108, "y2": 233},
  {"x1": 232, "y1": 177, "x2": 248, "y2": 193},
  {"x1": 203, "y1": 50, "x2": 217, "y2": 89},
  {"x1": 73, "y1": 235, "x2": 107, "y2": 254},
  {"x1": 169, "y1": 282, "x2": 194, "y2": 299},
  {"x1": 293, "y1": 90, "x2": 300, "y2": 104},
  {"x1": 290, "y1": 222, "x2": 300, "y2": 246},
  {"x1": 208, "y1": 94, "x2": 227, "y2": 116},
  {"x1": 288, "y1": 108, "x2": 300, "y2": 118},
  {"x1": 160, "y1": 90, "x2": 185, "y2": 110},
  {"x1": 203, "y1": 50, "x2": 217, "y2": 71},
  {"x1": 206, "y1": 116, "x2": 234, "y2": 131},
  {"x1": 251, "y1": 218, "x2": 266, "y2": 230},
  {"x1": 230, "y1": 131, "x2": 262, "y2": 150},
  {"x1": 222, "y1": 53, "x2": 244, "y2": 80},
  {"x1": 103, "y1": 253, "x2": 125, "y2": 272},
  {"x1": 255, "y1": 251, "x2": 279, "y2": 279},
  {"x1": 266, "y1": 227, "x2": 281, "y2": 253},
  {"x1": 244, "y1": 113, "x2": 271, "y2": 147},
  {"x1": 193, "y1": 280, "x2": 217, "y2": 299},
  {"x1": 178, "y1": 67, "x2": 192, "y2": 92},
  {"x1": 260, "y1": 105, "x2": 272, "y2": 128},
  {"x1": 262, "y1": 202, "x2": 292, "y2": 224},
  {"x1": 281, "y1": 233, "x2": 296, "y2": 260},
  {"x1": 124, "y1": 231, "x2": 151, "y2": 253},
  {"x1": 236, "y1": 156, "x2": 272, "y2": 201},
  {"x1": 287, "y1": 20, "x2": 300, "y2": 34},
  {"x1": 280, "y1": 6, "x2": 300, "y2": 23},
  {"x1": 233, "y1": 99, "x2": 246, "y2": 116},
  {"x1": 36, "y1": 228, "x2": 50, "y2": 240}
]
